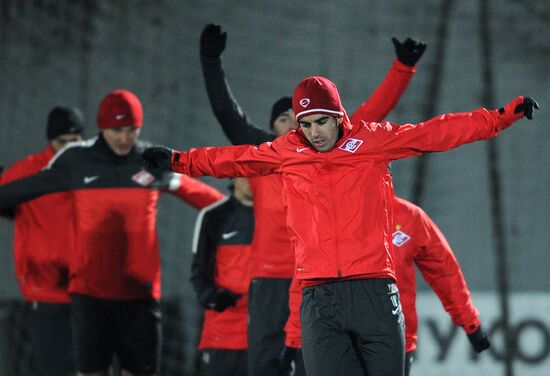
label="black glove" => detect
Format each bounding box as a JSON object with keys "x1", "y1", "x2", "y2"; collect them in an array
[
  {"x1": 143, "y1": 146, "x2": 173, "y2": 172},
  {"x1": 206, "y1": 289, "x2": 242, "y2": 312},
  {"x1": 467, "y1": 325, "x2": 491, "y2": 353},
  {"x1": 513, "y1": 96, "x2": 539, "y2": 120},
  {"x1": 200, "y1": 24, "x2": 227, "y2": 59},
  {"x1": 277, "y1": 346, "x2": 297, "y2": 376},
  {"x1": 392, "y1": 37, "x2": 427, "y2": 67}
]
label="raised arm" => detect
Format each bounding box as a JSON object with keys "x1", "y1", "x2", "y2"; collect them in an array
[
  {"x1": 413, "y1": 206, "x2": 489, "y2": 352},
  {"x1": 350, "y1": 37, "x2": 426, "y2": 123},
  {"x1": 200, "y1": 24, "x2": 275, "y2": 145}
]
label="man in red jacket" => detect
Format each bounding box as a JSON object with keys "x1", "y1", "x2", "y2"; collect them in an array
[
  {"x1": 144, "y1": 77, "x2": 538, "y2": 375},
  {"x1": 0, "y1": 90, "x2": 224, "y2": 376},
  {"x1": 191, "y1": 177, "x2": 254, "y2": 376},
  {"x1": 0, "y1": 106, "x2": 84, "y2": 376},
  {"x1": 283, "y1": 196, "x2": 491, "y2": 376},
  {"x1": 199, "y1": 23, "x2": 426, "y2": 376},
  {"x1": 391, "y1": 196, "x2": 490, "y2": 375}
]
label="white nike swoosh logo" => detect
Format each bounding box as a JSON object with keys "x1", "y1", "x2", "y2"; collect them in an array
[
  {"x1": 115, "y1": 114, "x2": 126, "y2": 120},
  {"x1": 392, "y1": 307, "x2": 401, "y2": 315},
  {"x1": 83, "y1": 175, "x2": 99, "y2": 184},
  {"x1": 296, "y1": 147, "x2": 310, "y2": 153},
  {"x1": 222, "y1": 231, "x2": 238, "y2": 240}
]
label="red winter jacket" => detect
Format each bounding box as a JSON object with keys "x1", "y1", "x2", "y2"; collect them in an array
[
  {"x1": 192, "y1": 196, "x2": 254, "y2": 350},
  {"x1": 0, "y1": 145, "x2": 73, "y2": 303},
  {"x1": 172, "y1": 97, "x2": 524, "y2": 283},
  {"x1": 201, "y1": 55, "x2": 416, "y2": 279},
  {"x1": 283, "y1": 197, "x2": 481, "y2": 350},
  {"x1": 392, "y1": 197, "x2": 480, "y2": 351}
]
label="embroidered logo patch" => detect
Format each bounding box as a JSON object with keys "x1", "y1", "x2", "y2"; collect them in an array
[
  {"x1": 338, "y1": 138, "x2": 364, "y2": 153},
  {"x1": 299, "y1": 98, "x2": 310, "y2": 108},
  {"x1": 392, "y1": 230, "x2": 411, "y2": 247},
  {"x1": 132, "y1": 170, "x2": 155, "y2": 186}
]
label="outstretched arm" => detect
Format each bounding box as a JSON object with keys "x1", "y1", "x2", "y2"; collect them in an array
[
  {"x1": 350, "y1": 37, "x2": 426, "y2": 123},
  {"x1": 165, "y1": 173, "x2": 224, "y2": 209},
  {"x1": 366, "y1": 96, "x2": 539, "y2": 160},
  {"x1": 143, "y1": 139, "x2": 283, "y2": 179},
  {"x1": 200, "y1": 24, "x2": 275, "y2": 145},
  {"x1": 0, "y1": 168, "x2": 67, "y2": 209}
]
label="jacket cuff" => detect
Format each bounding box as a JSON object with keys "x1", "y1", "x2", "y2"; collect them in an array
[
  {"x1": 285, "y1": 336, "x2": 302, "y2": 349},
  {"x1": 171, "y1": 151, "x2": 187, "y2": 174},
  {"x1": 462, "y1": 321, "x2": 481, "y2": 335},
  {"x1": 393, "y1": 59, "x2": 416, "y2": 74}
]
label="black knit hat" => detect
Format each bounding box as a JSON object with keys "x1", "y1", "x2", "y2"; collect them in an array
[
  {"x1": 47, "y1": 106, "x2": 84, "y2": 140},
  {"x1": 269, "y1": 96, "x2": 293, "y2": 129}
]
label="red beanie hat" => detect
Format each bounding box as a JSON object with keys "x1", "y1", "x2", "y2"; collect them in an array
[
  {"x1": 292, "y1": 76, "x2": 344, "y2": 122},
  {"x1": 97, "y1": 89, "x2": 143, "y2": 129}
]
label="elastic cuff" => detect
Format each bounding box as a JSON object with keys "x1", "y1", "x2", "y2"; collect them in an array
[
  {"x1": 285, "y1": 337, "x2": 302, "y2": 348},
  {"x1": 171, "y1": 151, "x2": 186, "y2": 173},
  {"x1": 463, "y1": 322, "x2": 480, "y2": 334},
  {"x1": 393, "y1": 59, "x2": 416, "y2": 73}
]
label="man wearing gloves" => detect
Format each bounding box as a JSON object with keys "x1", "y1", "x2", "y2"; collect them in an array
[
  {"x1": 0, "y1": 106, "x2": 84, "y2": 376},
  {"x1": 199, "y1": 23, "x2": 426, "y2": 376},
  {"x1": 144, "y1": 74, "x2": 538, "y2": 375},
  {"x1": 0, "y1": 90, "x2": 224, "y2": 376},
  {"x1": 191, "y1": 178, "x2": 254, "y2": 376}
]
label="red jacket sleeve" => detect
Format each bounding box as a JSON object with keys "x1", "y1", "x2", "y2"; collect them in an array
[
  {"x1": 284, "y1": 276, "x2": 302, "y2": 348},
  {"x1": 165, "y1": 173, "x2": 224, "y2": 209},
  {"x1": 413, "y1": 208, "x2": 480, "y2": 334},
  {"x1": 172, "y1": 139, "x2": 284, "y2": 178},
  {"x1": 363, "y1": 96, "x2": 525, "y2": 160},
  {"x1": 350, "y1": 59, "x2": 415, "y2": 124},
  {"x1": 0, "y1": 157, "x2": 41, "y2": 184}
]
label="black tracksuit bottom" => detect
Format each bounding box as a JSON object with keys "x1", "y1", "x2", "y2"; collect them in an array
[
  {"x1": 300, "y1": 278, "x2": 405, "y2": 376},
  {"x1": 247, "y1": 278, "x2": 306, "y2": 376}
]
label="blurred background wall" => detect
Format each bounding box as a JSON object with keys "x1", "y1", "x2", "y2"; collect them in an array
[{"x1": 0, "y1": 0, "x2": 548, "y2": 375}]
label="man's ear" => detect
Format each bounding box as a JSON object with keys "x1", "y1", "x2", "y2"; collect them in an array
[{"x1": 337, "y1": 117, "x2": 343, "y2": 125}]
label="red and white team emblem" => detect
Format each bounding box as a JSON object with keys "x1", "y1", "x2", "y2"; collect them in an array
[
  {"x1": 299, "y1": 98, "x2": 310, "y2": 108},
  {"x1": 392, "y1": 230, "x2": 411, "y2": 247},
  {"x1": 132, "y1": 170, "x2": 155, "y2": 186},
  {"x1": 338, "y1": 138, "x2": 364, "y2": 153}
]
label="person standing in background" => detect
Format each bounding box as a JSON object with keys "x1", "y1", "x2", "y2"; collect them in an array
[
  {"x1": 0, "y1": 106, "x2": 84, "y2": 376},
  {"x1": 191, "y1": 177, "x2": 254, "y2": 376}
]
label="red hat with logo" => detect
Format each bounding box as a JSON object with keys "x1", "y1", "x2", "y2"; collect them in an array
[
  {"x1": 97, "y1": 89, "x2": 143, "y2": 129},
  {"x1": 292, "y1": 76, "x2": 345, "y2": 122}
]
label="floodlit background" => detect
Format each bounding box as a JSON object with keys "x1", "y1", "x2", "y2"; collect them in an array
[{"x1": 0, "y1": 0, "x2": 548, "y2": 375}]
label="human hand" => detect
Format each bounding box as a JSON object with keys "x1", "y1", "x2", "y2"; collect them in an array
[
  {"x1": 392, "y1": 37, "x2": 427, "y2": 66},
  {"x1": 207, "y1": 289, "x2": 242, "y2": 312},
  {"x1": 200, "y1": 23, "x2": 227, "y2": 59},
  {"x1": 143, "y1": 146, "x2": 174, "y2": 172},
  {"x1": 467, "y1": 325, "x2": 491, "y2": 353},
  {"x1": 499, "y1": 96, "x2": 539, "y2": 121},
  {"x1": 277, "y1": 346, "x2": 297, "y2": 376}
]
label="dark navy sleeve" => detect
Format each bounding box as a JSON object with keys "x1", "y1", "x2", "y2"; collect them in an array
[{"x1": 201, "y1": 55, "x2": 276, "y2": 145}]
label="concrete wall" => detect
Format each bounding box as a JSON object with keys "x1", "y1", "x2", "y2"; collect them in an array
[{"x1": 0, "y1": 0, "x2": 548, "y2": 373}]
